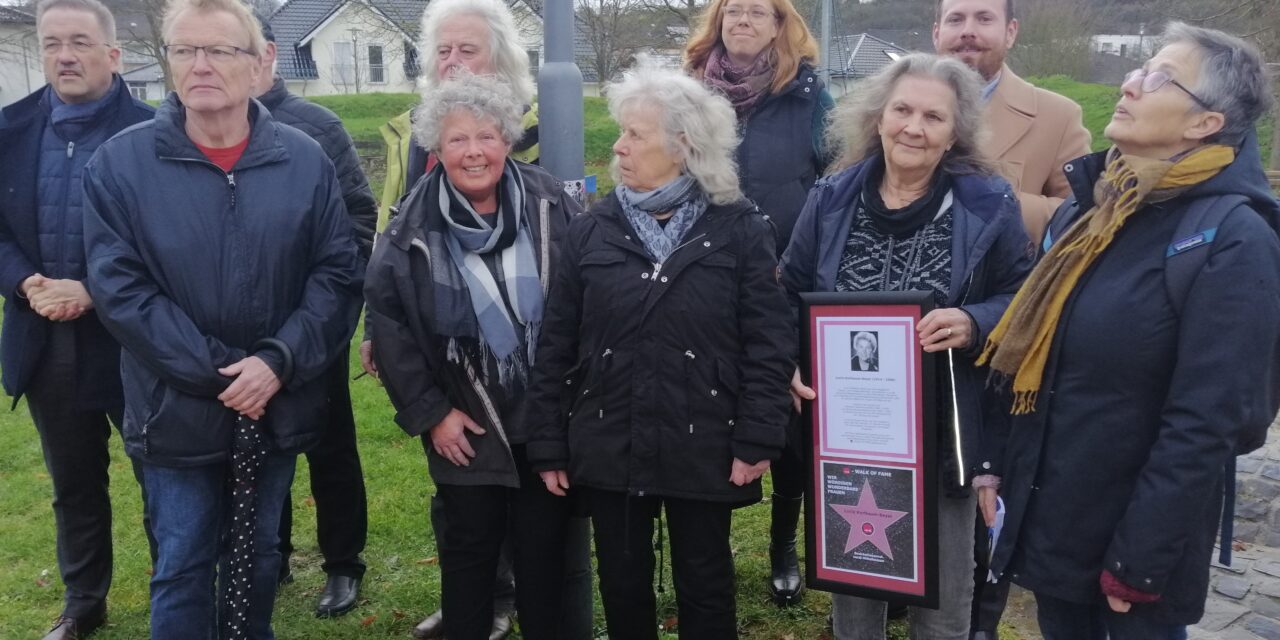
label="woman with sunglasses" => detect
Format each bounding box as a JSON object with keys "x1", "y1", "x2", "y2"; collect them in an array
[
  {"x1": 683, "y1": 0, "x2": 832, "y2": 607},
  {"x1": 981, "y1": 22, "x2": 1280, "y2": 639}
]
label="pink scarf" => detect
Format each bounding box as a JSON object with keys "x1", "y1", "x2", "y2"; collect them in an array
[{"x1": 701, "y1": 46, "x2": 776, "y2": 117}]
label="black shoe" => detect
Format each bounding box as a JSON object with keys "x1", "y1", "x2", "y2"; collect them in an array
[
  {"x1": 42, "y1": 604, "x2": 106, "y2": 640},
  {"x1": 767, "y1": 493, "x2": 805, "y2": 607},
  {"x1": 411, "y1": 610, "x2": 444, "y2": 639},
  {"x1": 315, "y1": 575, "x2": 361, "y2": 617},
  {"x1": 489, "y1": 612, "x2": 513, "y2": 640}
]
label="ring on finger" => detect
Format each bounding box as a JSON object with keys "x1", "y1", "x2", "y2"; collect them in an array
[{"x1": 946, "y1": 327, "x2": 953, "y2": 337}]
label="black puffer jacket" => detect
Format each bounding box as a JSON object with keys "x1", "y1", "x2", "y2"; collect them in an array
[
  {"x1": 83, "y1": 94, "x2": 363, "y2": 467},
  {"x1": 525, "y1": 194, "x2": 794, "y2": 504},
  {"x1": 258, "y1": 78, "x2": 376, "y2": 259},
  {"x1": 364, "y1": 163, "x2": 580, "y2": 488}
]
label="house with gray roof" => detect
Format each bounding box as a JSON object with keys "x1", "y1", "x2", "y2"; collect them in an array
[
  {"x1": 269, "y1": 0, "x2": 597, "y2": 96},
  {"x1": 822, "y1": 32, "x2": 909, "y2": 96}
]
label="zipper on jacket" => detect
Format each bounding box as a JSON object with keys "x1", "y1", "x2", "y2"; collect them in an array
[
  {"x1": 597, "y1": 348, "x2": 613, "y2": 419},
  {"x1": 684, "y1": 350, "x2": 696, "y2": 434},
  {"x1": 226, "y1": 172, "x2": 237, "y2": 208},
  {"x1": 651, "y1": 233, "x2": 709, "y2": 279},
  {"x1": 66, "y1": 141, "x2": 74, "y2": 158}
]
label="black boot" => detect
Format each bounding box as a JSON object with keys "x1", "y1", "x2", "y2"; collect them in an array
[{"x1": 768, "y1": 493, "x2": 804, "y2": 607}]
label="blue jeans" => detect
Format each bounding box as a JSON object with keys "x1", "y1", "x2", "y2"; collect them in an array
[
  {"x1": 143, "y1": 452, "x2": 297, "y2": 640},
  {"x1": 1034, "y1": 591, "x2": 1188, "y2": 640}
]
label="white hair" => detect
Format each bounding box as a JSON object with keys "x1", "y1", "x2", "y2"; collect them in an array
[
  {"x1": 606, "y1": 64, "x2": 742, "y2": 205},
  {"x1": 417, "y1": 0, "x2": 534, "y2": 104},
  {"x1": 413, "y1": 72, "x2": 524, "y2": 153}
]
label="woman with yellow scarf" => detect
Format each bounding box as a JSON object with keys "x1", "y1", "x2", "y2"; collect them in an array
[{"x1": 981, "y1": 23, "x2": 1280, "y2": 639}]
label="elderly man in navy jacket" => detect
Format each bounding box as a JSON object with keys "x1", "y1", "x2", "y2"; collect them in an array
[
  {"x1": 81, "y1": 0, "x2": 362, "y2": 636},
  {"x1": 0, "y1": 0, "x2": 153, "y2": 637}
]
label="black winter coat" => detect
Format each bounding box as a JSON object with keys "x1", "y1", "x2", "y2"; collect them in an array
[
  {"x1": 736, "y1": 63, "x2": 833, "y2": 254},
  {"x1": 258, "y1": 78, "x2": 376, "y2": 259},
  {"x1": 990, "y1": 138, "x2": 1280, "y2": 624},
  {"x1": 525, "y1": 194, "x2": 794, "y2": 504},
  {"x1": 0, "y1": 78, "x2": 153, "y2": 407},
  {"x1": 364, "y1": 163, "x2": 580, "y2": 488},
  {"x1": 83, "y1": 94, "x2": 364, "y2": 467}
]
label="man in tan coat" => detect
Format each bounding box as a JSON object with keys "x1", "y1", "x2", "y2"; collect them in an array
[{"x1": 934, "y1": 0, "x2": 1092, "y2": 242}]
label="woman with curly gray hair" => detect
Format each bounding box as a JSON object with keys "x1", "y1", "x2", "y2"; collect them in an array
[
  {"x1": 781, "y1": 53, "x2": 1033, "y2": 639},
  {"x1": 364, "y1": 73, "x2": 585, "y2": 640},
  {"x1": 524, "y1": 65, "x2": 795, "y2": 639}
]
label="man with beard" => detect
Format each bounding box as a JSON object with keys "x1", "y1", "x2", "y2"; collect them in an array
[{"x1": 934, "y1": 0, "x2": 1091, "y2": 243}]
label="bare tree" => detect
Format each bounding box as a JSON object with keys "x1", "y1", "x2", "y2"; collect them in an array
[
  {"x1": 1010, "y1": 0, "x2": 1098, "y2": 80},
  {"x1": 577, "y1": 0, "x2": 651, "y2": 82}
]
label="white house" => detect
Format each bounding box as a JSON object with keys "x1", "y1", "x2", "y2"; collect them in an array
[
  {"x1": 270, "y1": 0, "x2": 597, "y2": 97},
  {"x1": 0, "y1": 7, "x2": 43, "y2": 108},
  {"x1": 1092, "y1": 33, "x2": 1161, "y2": 61}
]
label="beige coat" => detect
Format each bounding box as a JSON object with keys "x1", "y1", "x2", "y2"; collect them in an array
[{"x1": 983, "y1": 65, "x2": 1093, "y2": 242}]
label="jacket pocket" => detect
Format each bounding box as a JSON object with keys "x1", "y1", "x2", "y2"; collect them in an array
[
  {"x1": 568, "y1": 348, "x2": 620, "y2": 427},
  {"x1": 579, "y1": 250, "x2": 632, "y2": 314},
  {"x1": 673, "y1": 250, "x2": 738, "y2": 316},
  {"x1": 681, "y1": 351, "x2": 739, "y2": 437},
  {"x1": 143, "y1": 383, "x2": 234, "y2": 463}
]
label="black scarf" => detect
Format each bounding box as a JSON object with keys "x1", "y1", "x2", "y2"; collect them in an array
[{"x1": 861, "y1": 158, "x2": 952, "y2": 239}]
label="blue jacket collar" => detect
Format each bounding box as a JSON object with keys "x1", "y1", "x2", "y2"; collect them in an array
[{"x1": 153, "y1": 92, "x2": 289, "y2": 171}]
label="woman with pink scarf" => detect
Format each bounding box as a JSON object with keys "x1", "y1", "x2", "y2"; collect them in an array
[{"x1": 684, "y1": 0, "x2": 833, "y2": 608}]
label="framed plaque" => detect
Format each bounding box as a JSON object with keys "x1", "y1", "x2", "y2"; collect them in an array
[{"x1": 800, "y1": 291, "x2": 939, "y2": 609}]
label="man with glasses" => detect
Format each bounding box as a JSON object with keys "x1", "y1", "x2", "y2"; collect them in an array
[
  {"x1": 933, "y1": 0, "x2": 1092, "y2": 242},
  {"x1": 81, "y1": 0, "x2": 362, "y2": 636},
  {"x1": 0, "y1": 0, "x2": 153, "y2": 637}
]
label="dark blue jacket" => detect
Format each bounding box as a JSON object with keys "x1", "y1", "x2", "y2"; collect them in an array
[
  {"x1": 82, "y1": 93, "x2": 363, "y2": 467},
  {"x1": 779, "y1": 157, "x2": 1035, "y2": 485},
  {"x1": 990, "y1": 137, "x2": 1280, "y2": 624},
  {"x1": 0, "y1": 78, "x2": 153, "y2": 408},
  {"x1": 737, "y1": 63, "x2": 834, "y2": 254}
]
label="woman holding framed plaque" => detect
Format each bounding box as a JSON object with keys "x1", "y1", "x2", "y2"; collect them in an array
[
  {"x1": 780, "y1": 53, "x2": 1033, "y2": 639},
  {"x1": 525, "y1": 65, "x2": 794, "y2": 640},
  {"x1": 980, "y1": 24, "x2": 1280, "y2": 639}
]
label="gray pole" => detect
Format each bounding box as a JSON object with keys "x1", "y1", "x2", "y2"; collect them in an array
[
  {"x1": 538, "y1": 0, "x2": 585, "y2": 188},
  {"x1": 819, "y1": 0, "x2": 831, "y2": 85}
]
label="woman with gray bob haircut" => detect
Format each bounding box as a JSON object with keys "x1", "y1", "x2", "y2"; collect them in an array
[
  {"x1": 782, "y1": 52, "x2": 1032, "y2": 639},
  {"x1": 525, "y1": 64, "x2": 795, "y2": 639},
  {"x1": 364, "y1": 71, "x2": 587, "y2": 640}
]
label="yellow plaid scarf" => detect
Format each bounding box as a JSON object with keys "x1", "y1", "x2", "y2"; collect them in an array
[{"x1": 977, "y1": 144, "x2": 1235, "y2": 414}]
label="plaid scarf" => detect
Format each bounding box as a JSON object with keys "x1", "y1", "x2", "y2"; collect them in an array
[
  {"x1": 427, "y1": 159, "x2": 544, "y2": 388},
  {"x1": 977, "y1": 144, "x2": 1235, "y2": 414}
]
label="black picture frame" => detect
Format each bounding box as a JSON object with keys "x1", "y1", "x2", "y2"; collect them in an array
[{"x1": 799, "y1": 291, "x2": 939, "y2": 609}]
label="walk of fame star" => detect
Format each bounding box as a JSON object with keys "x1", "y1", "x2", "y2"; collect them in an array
[{"x1": 830, "y1": 479, "x2": 908, "y2": 559}]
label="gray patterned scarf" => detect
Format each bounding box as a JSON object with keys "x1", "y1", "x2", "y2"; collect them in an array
[{"x1": 616, "y1": 174, "x2": 708, "y2": 263}]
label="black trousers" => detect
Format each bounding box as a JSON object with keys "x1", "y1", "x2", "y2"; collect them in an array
[
  {"x1": 587, "y1": 489, "x2": 736, "y2": 640},
  {"x1": 279, "y1": 351, "x2": 368, "y2": 578},
  {"x1": 433, "y1": 446, "x2": 592, "y2": 640},
  {"x1": 970, "y1": 509, "x2": 1011, "y2": 638},
  {"x1": 26, "y1": 323, "x2": 153, "y2": 618},
  {"x1": 771, "y1": 414, "x2": 806, "y2": 499}
]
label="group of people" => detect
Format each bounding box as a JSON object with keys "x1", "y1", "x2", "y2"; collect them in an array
[{"x1": 2, "y1": 0, "x2": 1278, "y2": 638}]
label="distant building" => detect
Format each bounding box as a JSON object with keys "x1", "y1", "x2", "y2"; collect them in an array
[
  {"x1": 0, "y1": 6, "x2": 42, "y2": 107},
  {"x1": 822, "y1": 32, "x2": 909, "y2": 97},
  {"x1": 1092, "y1": 33, "x2": 1160, "y2": 61}
]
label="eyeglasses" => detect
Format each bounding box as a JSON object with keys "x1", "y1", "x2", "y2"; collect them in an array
[
  {"x1": 41, "y1": 39, "x2": 109, "y2": 56},
  {"x1": 1123, "y1": 68, "x2": 1214, "y2": 111},
  {"x1": 723, "y1": 6, "x2": 777, "y2": 23},
  {"x1": 162, "y1": 44, "x2": 254, "y2": 64}
]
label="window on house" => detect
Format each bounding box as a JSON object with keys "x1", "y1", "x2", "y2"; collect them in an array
[
  {"x1": 127, "y1": 81, "x2": 147, "y2": 100},
  {"x1": 527, "y1": 48, "x2": 539, "y2": 74},
  {"x1": 332, "y1": 41, "x2": 355, "y2": 84},
  {"x1": 367, "y1": 44, "x2": 385, "y2": 83}
]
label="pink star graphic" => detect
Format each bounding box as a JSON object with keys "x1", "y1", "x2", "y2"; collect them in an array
[{"x1": 830, "y1": 479, "x2": 908, "y2": 560}]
